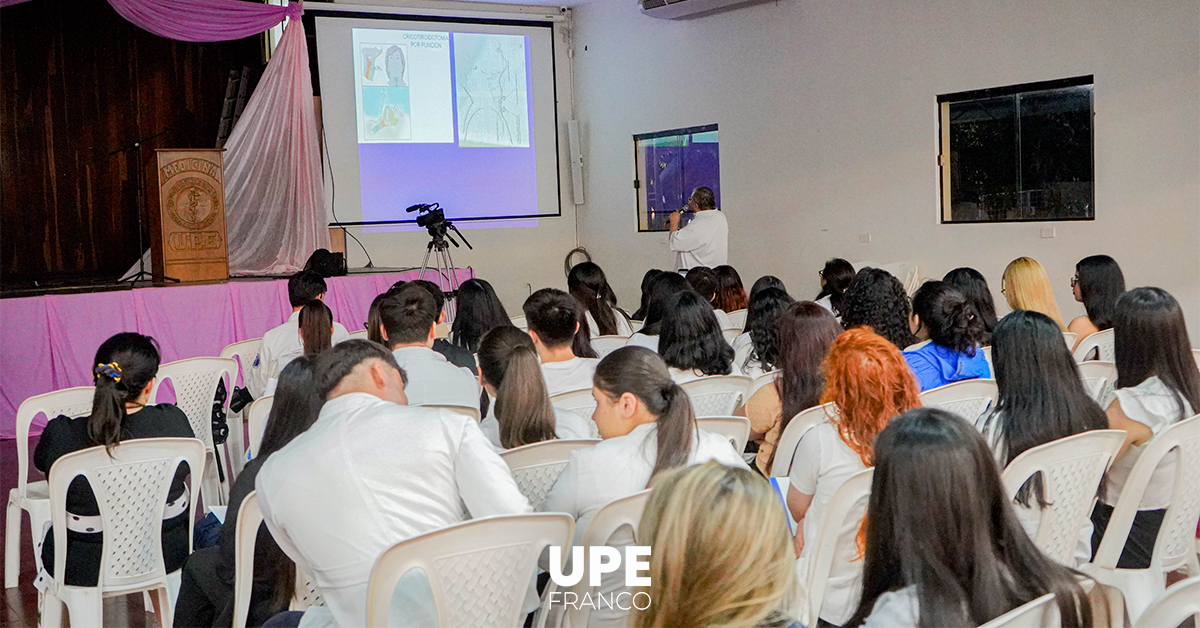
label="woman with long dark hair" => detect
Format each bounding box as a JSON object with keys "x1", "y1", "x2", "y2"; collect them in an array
[
  {"x1": 298, "y1": 300, "x2": 333, "y2": 358},
  {"x1": 847, "y1": 408, "x2": 1093, "y2": 628},
  {"x1": 631, "y1": 269, "x2": 665, "y2": 321},
  {"x1": 658, "y1": 290, "x2": 736, "y2": 382},
  {"x1": 477, "y1": 325, "x2": 592, "y2": 449},
  {"x1": 749, "y1": 275, "x2": 787, "y2": 300},
  {"x1": 977, "y1": 309, "x2": 1108, "y2": 565},
  {"x1": 34, "y1": 333, "x2": 194, "y2": 588},
  {"x1": 365, "y1": 293, "x2": 389, "y2": 345},
  {"x1": 903, "y1": 281, "x2": 990, "y2": 391},
  {"x1": 685, "y1": 266, "x2": 734, "y2": 328},
  {"x1": 1068, "y1": 255, "x2": 1126, "y2": 348},
  {"x1": 1092, "y1": 287, "x2": 1200, "y2": 568},
  {"x1": 568, "y1": 261, "x2": 633, "y2": 338},
  {"x1": 625, "y1": 272, "x2": 691, "y2": 352},
  {"x1": 540, "y1": 347, "x2": 748, "y2": 628},
  {"x1": 731, "y1": 287, "x2": 794, "y2": 376},
  {"x1": 175, "y1": 357, "x2": 324, "y2": 627},
  {"x1": 739, "y1": 302, "x2": 841, "y2": 474},
  {"x1": 450, "y1": 278, "x2": 510, "y2": 353},
  {"x1": 713, "y1": 265, "x2": 749, "y2": 313},
  {"x1": 943, "y1": 267, "x2": 998, "y2": 345},
  {"x1": 839, "y1": 267, "x2": 917, "y2": 349},
  {"x1": 815, "y1": 258, "x2": 855, "y2": 317}
]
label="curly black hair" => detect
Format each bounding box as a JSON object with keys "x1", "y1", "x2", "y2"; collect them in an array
[
  {"x1": 658, "y1": 291, "x2": 734, "y2": 376},
  {"x1": 839, "y1": 267, "x2": 917, "y2": 349},
  {"x1": 743, "y1": 287, "x2": 794, "y2": 370}
]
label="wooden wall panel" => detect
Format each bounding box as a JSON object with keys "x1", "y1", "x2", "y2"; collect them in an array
[{"x1": 0, "y1": 0, "x2": 263, "y2": 288}]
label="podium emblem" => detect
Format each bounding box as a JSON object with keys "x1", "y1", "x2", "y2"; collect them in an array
[{"x1": 165, "y1": 177, "x2": 221, "y2": 231}]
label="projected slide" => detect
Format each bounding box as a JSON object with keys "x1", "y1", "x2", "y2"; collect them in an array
[
  {"x1": 454, "y1": 33, "x2": 530, "y2": 148},
  {"x1": 353, "y1": 30, "x2": 454, "y2": 143}
]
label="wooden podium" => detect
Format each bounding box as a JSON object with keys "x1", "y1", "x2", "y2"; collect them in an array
[{"x1": 148, "y1": 149, "x2": 229, "y2": 283}]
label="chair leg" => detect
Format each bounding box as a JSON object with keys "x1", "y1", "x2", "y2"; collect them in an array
[
  {"x1": 5, "y1": 495, "x2": 21, "y2": 588},
  {"x1": 155, "y1": 585, "x2": 175, "y2": 628},
  {"x1": 40, "y1": 589, "x2": 64, "y2": 628},
  {"x1": 60, "y1": 587, "x2": 103, "y2": 628}
]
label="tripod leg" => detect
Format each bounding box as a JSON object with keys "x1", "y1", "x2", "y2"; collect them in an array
[
  {"x1": 441, "y1": 247, "x2": 459, "y2": 321},
  {"x1": 418, "y1": 242, "x2": 435, "y2": 281}
]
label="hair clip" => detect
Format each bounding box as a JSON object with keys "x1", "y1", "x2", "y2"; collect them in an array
[{"x1": 94, "y1": 362, "x2": 123, "y2": 383}]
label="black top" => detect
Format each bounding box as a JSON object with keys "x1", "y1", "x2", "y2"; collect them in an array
[
  {"x1": 34, "y1": 404, "x2": 195, "y2": 514},
  {"x1": 434, "y1": 338, "x2": 478, "y2": 375},
  {"x1": 215, "y1": 456, "x2": 282, "y2": 584}
]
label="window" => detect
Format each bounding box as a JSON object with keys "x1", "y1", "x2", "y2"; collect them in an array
[
  {"x1": 939, "y1": 76, "x2": 1093, "y2": 223},
  {"x1": 634, "y1": 124, "x2": 720, "y2": 232}
]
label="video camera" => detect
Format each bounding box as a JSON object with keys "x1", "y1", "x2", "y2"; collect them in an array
[{"x1": 405, "y1": 202, "x2": 472, "y2": 250}]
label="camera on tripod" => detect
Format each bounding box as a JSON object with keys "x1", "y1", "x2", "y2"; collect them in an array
[{"x1": 407, "y1": 202, "x2": 447, "y2": 234}]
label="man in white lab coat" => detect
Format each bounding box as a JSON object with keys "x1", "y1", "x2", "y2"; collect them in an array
[{"x1": 668, "y1": 186, "x2": 728, "y2": 271}]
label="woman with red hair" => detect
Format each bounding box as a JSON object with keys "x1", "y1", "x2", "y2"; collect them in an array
[{"x1": 785, "y1": 327, "x2": 921, "y2": 626}]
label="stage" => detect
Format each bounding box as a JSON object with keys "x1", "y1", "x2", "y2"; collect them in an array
[{"x1": 0, "y1": 268, "x2": 473, "y2": 439}]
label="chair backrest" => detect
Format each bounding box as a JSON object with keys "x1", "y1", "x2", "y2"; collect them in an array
[
  {"x1": 591, "y1": 335, "x2": 631, "y2": 359},
  {"x1": 232, "y1": 490, "x2": 263, "y2": 628},
  {"x1": 1000, "y1": 430, "x2": 1127, "y2": 565},
  {"x1": 549, "y1": 388, "x2": 597, "y2": 424},
  {"x1": 629, "y1": 319, "x2": 644, "y2": 334},
  {"x1": 855, "y1": 261, "x2": 920, "y2": 296},
  {"x1": 1092, "y1": 414, "x2": 1200, "y2": 574},
  {"x1": 733, "y1": 341, "x2": 754, "y2": 372},
  {"x1": 1193, "y1": 349, "x2": 1200, "y2": 372},
  {"x1": 219, "y1": 338, "x2": 263, "y2": 391},
  {"x1": 919, "y1": 378, "x2": 999, "y2": 423},
  {"x1": 982, "y1": 346, "x2": 994, "y2": 373},
  {"x1": 1076, "y1": 361, "x2": 1117, "y2": 403},
  {"x1": 14, "y1": 386, "x2": 94, "y2": 496},
  {"x1": 749, "y1": 369, "x2": 779, "y2": 399},
  {"x1": 771, "y1": 403, "x2": 838, "y2": 477},
  {"x1": 46, "y1": 438, "x2": 205, "y2": 592},
  {"x1": 904, "y1": 340, "x2": 931, "y2": 352},
  {"x1": 291, "y1": 569, "x2": 325, "y2": 611},
  {"x1": 696, "y1": 416, "x2": 751, "y2": 453},
  {"x1": 245, "y1": 396, "x2": 274, "y2": 460},
  {"x1": 799, "y1": 467, "x2": 873, "y2": 627},
  {"x1": 722, "y1": 328, "x2": 741, "y2": 344},
  {"x1": 680, "y1": 375, "x2": 751, "y2": 417},
  {"x1": 347, "y1": 329, "x2": 369, "y2": 341},
  {"x1": 150, "y1": 357, "x2": 239, "y2": 452},
  {"x1": 1072, "y1": 329, "x2": 1114, "y2": 363},
  {"x1": 1132, "y1": 575, "x2": 1200, "y2": 628},
  {"x1": 725, "y1": 308, "x2": 748, "y2": 330},
  {"x1": 365, "y1": 513, "x2": 574, "y2": 628},
  {"x1": 978, "y1": 593, "x2": 1059, "y2": 628},
  {"x1": 500, "y1": 439, "x2": 600, "y2": 509},
  {"x1": 568, "y1": 490, "x2": 652, "y2": 628},
  {"x1": 510, "y1": 315, "x2": 528, "y2": 331},
  {"x1": 422, "y1": 403, "x2": 483, "y2": 423},
  {"x1": 1062, "y1": 331, "x2": 1079, "y2": 351}
]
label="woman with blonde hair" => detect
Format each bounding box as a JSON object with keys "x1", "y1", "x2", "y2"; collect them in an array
[
  {"x1": 1001, "y1": 257, "x2": 1065, "y2": 329},
  {"x1": 632, "y1": 461, "x2": 796, "y2": 628},
  {"x1": 785, "y1": 327, "x2": 921, "y2": 626}
]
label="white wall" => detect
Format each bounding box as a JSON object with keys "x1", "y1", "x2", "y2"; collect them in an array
[{"x1": 570, "y1": 0, "x2": 1200, "y2": 332}]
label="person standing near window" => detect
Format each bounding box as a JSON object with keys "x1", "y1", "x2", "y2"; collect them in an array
[{"x1": 669, "y1": 186, "x2": 728, "y2": 272}]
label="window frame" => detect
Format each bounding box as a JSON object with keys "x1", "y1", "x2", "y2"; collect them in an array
[{"x1": 633, "y1": 123, "x2": 720, "y2": 233}]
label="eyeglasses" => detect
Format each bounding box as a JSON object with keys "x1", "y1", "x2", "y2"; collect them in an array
[{"x1": 1070, "y1": 276, "x2": 1080, "y2": 288}]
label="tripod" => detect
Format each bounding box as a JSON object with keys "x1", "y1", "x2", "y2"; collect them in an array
[
  {"x1": 418, "y1": 223, "x2": 471, "y2": 320},
  {"x1": 111, "y1": 128, "x2": 179, "y2": 284}
]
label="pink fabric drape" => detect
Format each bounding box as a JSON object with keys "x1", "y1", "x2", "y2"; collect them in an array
[
  {"x1": 223, "y1": 18, "x2": 329, "y2": 276},
  {"x1": 106, "y1": 0, "x2": 299, "y2": 42}
]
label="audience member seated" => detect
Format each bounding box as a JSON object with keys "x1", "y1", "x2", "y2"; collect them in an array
[
  {"x1": 408, "y1": 279, "x2": 478, "y2": 374},
  {"x1": 364, "y1": 293, "x2": 389, "y2": 345},
  {"x1": 786, "y1": 328, "x2": 920, "y2": 626},
  {"x1": 732, "y1": 287, "x2": 795, "y2": 377},
  {"x1": 524, "y1": 288, "x2": 600, "y2": 396},
  {"x1": 255, "y1": 271, "x2": 350, "y2": 394},
  {"x1": 569, "y1": 261, "x2": 634, "y2": 337},
  {"x1": 476, "y1": 325, "x2": 592, "y2": 449},
  {"x1": 740, "y1": 302, "x2": 841, "y2": 475},
  {"x1": 569, "y1": 298, "x2": 600, "y2": 359},
  {"x1": 942, "y1": 267, "x2": 998, "y2": 346},
  {"x1": 256, "y1": 340, "x2": 530, "y2": 627},
  {"x1": 630, "y1": 269, "x2": 665, "y2": 321},
  {"x1": 685, "y1": 266, "x2": 734, "y2": 328},
  {"x1": 658, "y1": 290, "x2": 738, "y2": 383},
  {"x1": 631, "y1": 462, "x2": 795, "y2": 628},
  {"x1": 1002, "y1": 256, "x2": 1066, "y2": 330},
  {"x1": 814, "y1": 258, "x2": 855, "y2": 318},
  {"x1": 626, "y1": 272, "x2": 691, "y2": 351},
  {"x1": 839, "y1": 267, "x2": 917, "y2": 350},
  {"x1": 903, "y1": 281, "x2": 990, "y2": 391},
  {"x1": 1092, "y1": 287, "x2": 1200, "y2": 568},
  {"x1": 380, "y1": 284, "x2": 479, "y2": 408},
  {"x1": 713, "y1": 264, "x2": 749, "y2": 313},
  {"x1": 34, "y1": 333, "x2": 194, "y2": 588},
  {"x1": 174, "y1": 357, "x2": 323, "y2": 627},
  {"x1": 750, "y1": 274, "x2": 787, "y2": 300},
  {"x1": 976, "y1": 310, "x2": 1107, "y2": 566},
  {"x1": 449, "y1": 278, "x2": 510, "y2": 353},
  {"x1": 540, "y1": 347, "x2": 748, "y2": 628},
  {"x1": 847, "y1": 408, "x2": 1094, "y2": 628},
  {"x1": 1067, "y1": 254, "x2": 1125, "y2": 349}
]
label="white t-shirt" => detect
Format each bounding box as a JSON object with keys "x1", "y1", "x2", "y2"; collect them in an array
[
  {"x1": 669, "y1": 209, "x2": 728, "y2": 271},
  {"x1": 1102, "y1": 376, "x2": 1194, "y2": 509},
  {"x1": 624, "y1": 333, "x2": 659, "y2": 353},
  {"x1": 391, "y1": 346, "x2": 481, "y2": 408},
  {"x1": 861, "y1": 587, "x2": 920, "y2": 628},
  {"x1": 788, "y1": 421, "x2": 868, "y2": 625},
  {"x1": 713, "y1": 308, "x2": 734, "y2": 330},
  {"x1": 541, "y1": 357, "x2": 600, "y2": 397},
  {"x1": 479, "y1": 406, "x2": 594, "y2": 450},
  {"x1": 585, "y1": 308, "x2": 634, "y2": 338}
]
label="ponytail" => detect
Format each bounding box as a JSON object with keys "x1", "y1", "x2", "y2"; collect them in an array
[
  {"x1": 571, "y1": 300, "x2": 599, "y2": 359},
  {"x1": 479, "y1": 326, "x2": 559, "y2": 449},
  {"x1": 87, "y1": 333, "x2": 161, "y2": 454},
  {"x1": 650, "y1": 382, "x2": 695, "y2": 479},
  {"x1": 89, "y1": 364, "x2": 128, "y2": 453},
  {"x1": 569, "y1": 261, "x2": 622, "y2": 336},
  {"x1": 912, "y1": 281, "x2": 984, "y2": 354},
  {"x1": 299, "y1": 300, "x2": 334, "y2": 356}
]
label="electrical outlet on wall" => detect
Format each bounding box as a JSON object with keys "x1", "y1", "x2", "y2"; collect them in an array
[
  {"x1": 859, "y1": 234, "x2": 872, "y2": 243},
  {"x1": 1041, "y1": 227, "x2": 1056, "y2": 239}
]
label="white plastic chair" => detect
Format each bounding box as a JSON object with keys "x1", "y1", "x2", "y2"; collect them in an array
[
  {"x1": 244, "y1": 396, "x2": 273, "y2": 460},
  {"x1": 904, "y1": 340, "x2": 931, "y2": 352},
  {"x1": 365, "y1": 513, "x2": 575, "y2": 628},
  {"x1": 771, "y1": 403, "x2": 838, "y2": 478},
  {"x1": 797, "y1": 467, "x2": 873, "y2": 627},
  {"x1": 1132, "y1": 575, "x2": 1200, "y2": 628},
  {"x1": 854, "y1": 261, "x2": 920, "y2": 296},
  {"x1": 722, "y1": 328, "x2": 741, "y2": 345},
  {"x1": 1062, "y1": 331, "x2": 1079, "y2": 351},
  {"x1": 41, "y1": 438, "x2": 206, "y2": 628},
  {"x1": 500, "y1": 439, "x2": 600, "y2": 509},
  {"x1": 422, "y1": 403, "x2": 483, "y2": 423},
  {"x1": 697, "y1": 416, "x2": 751, "y2": 453},
  {"x1": 5, "y1": 386, "x2": 95, "y2": 589},
  {"x1": 151, "y1": 357, "x2": 239, "y2": 510},
  {"x1": 733, "y1": 340, "x2": 754, "y2": 372},
  {"x1": 977, "y1": 593, "x2": 1059, "y2": 628},
  {"x1": 982, "y1": 346, "x2": 994, "y2": 374},
  {"x1": 1000, "y1": 430, "x2": 1127, "y2": 565},
  {"x1": 590, "y1": 335, "x2": 630, "y2": 359},
  {"x1": 565, "y1": 490, "x2": 652, "y2": 628},
  {"x1": 510, "y1": 315, "x2": 528, "y2": 331},
  {"x1": 348, "y1": 329, "x2": 369, "y2": 341},
  {"x1": 628, "y1": 319, "x2": 644, "y2": 334},
  {"x1": 1085, "y1": 414, "x2": 1200, "y2": 623},
  {"x1": 1077, "y1": 361, "x2": 1118, "y2": 404},
  {"x1": 1073, "y1": 329, "x2": 1114, "y2": 363},
  {"x1": 725, "y1": 309, "x2": 748, "y2": 330},
  {"x1": 749, "y1": 369, "x2": 779, "y2": 399},
  {"x1": 232, "y1": 491, "x2": 325, "y2": 628},
  {"x1": 919, "y1": 379, "x2": 999, "y2": 423},
  {"x1": 219, "y1": 338, "x2": 263, "y2": 478},
  {"x1": 681, "y1": 375, "x2": 751, "y2": 417},
  {"x1": 1193, "y1": 349, "x2": 1200, "y2": 371},
  {"x1": 549, "y1": 388, "x2": 598, "y2": 435}
]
